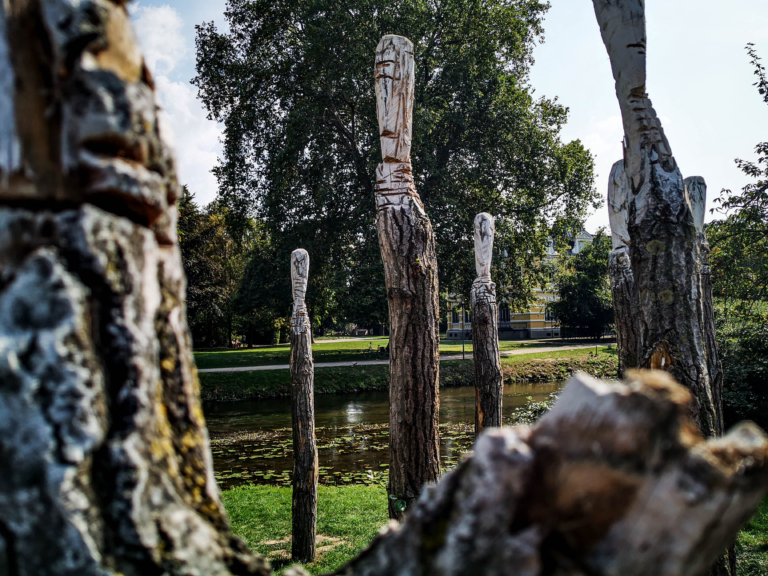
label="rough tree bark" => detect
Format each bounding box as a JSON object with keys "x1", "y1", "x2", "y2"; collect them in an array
[
  {"x1": 336, "y1": 371, "x2": 768, "y2": 576},
  {"x1": 3, "y1": 4, "x2": 766, "y2": 576},
  {"x1": 374, "y1": 34, "x2": 441, "y2": 520},
  {"x1": 0, "y1": 1, "x2": 267, "y2": 574},
  {"x1": 470, "y1": 213, "x2": 502, "y2": 436},
  {"x1": 289, "y1": 249, "x2": 318, "y2": 563},
  {"x1": 607, "y1": 160, "x2": 639, "y2": 378},
  {"x1": 591, "y1": 0, "x2": 723, "y2": 439}
]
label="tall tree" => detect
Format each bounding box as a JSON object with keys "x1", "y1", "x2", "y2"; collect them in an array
[
  {"x1": 193, "y1": 0, "x2": 598, "y2": 326},
  {"x1": 549, "y1": 230, "x2": 613, "y2": 340},
  {"x1": 3, "y1": 5, "x2": 767, "y2": 576}
]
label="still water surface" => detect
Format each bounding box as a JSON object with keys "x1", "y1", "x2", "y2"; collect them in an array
[{"x1": 204, "y1": 382, "x2": 563, "y2": 489}]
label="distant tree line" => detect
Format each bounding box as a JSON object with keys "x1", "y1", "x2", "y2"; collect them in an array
[{"x1": 190, "y1": 0, "x2": 599, "y2": 344}]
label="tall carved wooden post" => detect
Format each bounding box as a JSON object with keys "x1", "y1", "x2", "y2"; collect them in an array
[
  {"x1": 374, "y1": 35, "x2": 441, "y2": 520},
  {"x1": 607, "y1": 160, "x2": 639, "y2": 378},
  {"x1": 470, "y1": 213, "x2": 502, "y2": 436},
  {"x1": 591, "y1": 0, "x2": 723, "y2": 438},
  {"x1": 0, "y1": 1, "x2": 268, "y2": 574},
  {"x1": 289, "y1": 249, "x2": 318, "y2": 562}
]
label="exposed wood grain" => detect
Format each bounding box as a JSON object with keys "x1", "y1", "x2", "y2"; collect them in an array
[
  {"x1": 289, "y1": 249, "x2": 318, "y2": 563},
  {"x1": 374, "y1": 34, "x2": 441, "y2": 520},
  {"x1": 471, "y1": 213, "x2": 502, "y2": 435}
]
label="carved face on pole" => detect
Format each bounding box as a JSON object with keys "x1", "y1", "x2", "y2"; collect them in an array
[
  {"x1": 474, "y1": 213, "x2": 495, "y2": 280},
  {"x1": 0, "y1": 0, "x2": 178, "y2": 243},
  {"x1": 684, "y1": 177, "x2": 707, "y2": 234},
  {"x1": 608, "y1": 160, "x2": 631, "y2": 250},
  {"x1": 291, "y1": 249, "x2": 310, "y2": 334},
  {"x1": 374, "y1": 35, "x2": 414, "y2": 164}
]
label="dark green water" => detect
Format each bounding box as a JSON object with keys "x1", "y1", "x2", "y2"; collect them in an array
[{"x1": 204, "y1": 382, "x2": 563, "y2": 490}]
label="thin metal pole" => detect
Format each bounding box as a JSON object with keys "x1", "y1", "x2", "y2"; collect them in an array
[{"x1": 462, "y1": 296, "x2": 465, "y2": 360}]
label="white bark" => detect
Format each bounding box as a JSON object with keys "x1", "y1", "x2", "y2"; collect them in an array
[
  {"x1": 471, "y1": 214, "x2": 502, "y2": 435},
  {"x1": 374, "y1": 34, "x2": 441, "y2": 519},
  {"x1": 592, "y1": 0, "x2": 722, "y2": 438}
]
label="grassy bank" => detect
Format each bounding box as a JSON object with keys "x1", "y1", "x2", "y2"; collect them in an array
[
  {"x1": 223, "y1": 485, "x2": 388, "y2": 574},
  {"x1": 194, "y1": 338, "x2": 609, "y2": 370},
  {"x1": 737, "y1": 495, "x2": 768, "y2": 575},
  {"x1": 222, "y1": 484, "x2": 768, "y2": 575},
  {"x1": 199, "y1": 347, "x2": 618, "y2": 402}
]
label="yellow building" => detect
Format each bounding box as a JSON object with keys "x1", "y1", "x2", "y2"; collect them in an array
[{"x1": 445, "y1": 230, "x2": 593, "y2": 340}]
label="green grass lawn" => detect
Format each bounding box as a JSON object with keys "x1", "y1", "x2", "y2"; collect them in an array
[
  {"x1": 222, "y1": 485, "x2": 768, "y2": 575},
  {"x1": 199, "y1": 349, "x2": 617, "y2": 403},
  {"x1": 737, "y1": 495, "x2": 768, "y2": 575},
  {"x1": 223, "y1": 485, "x2": 388, "y2": 574},
  {"x1": 194, "y1": 338, "x2": 610, "y2": 370}
]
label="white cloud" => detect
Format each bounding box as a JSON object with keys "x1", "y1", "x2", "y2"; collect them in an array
[
  {"x1": 131, "y1": 5, "x2": 186, "y2": 75},
  {"x1": 131, "y1": 4, "x2": 222, "y2": 205}
]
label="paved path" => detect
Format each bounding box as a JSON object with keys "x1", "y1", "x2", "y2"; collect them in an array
[{"x1": 197, "y1": 344, "x2": 601, "y2": 373}]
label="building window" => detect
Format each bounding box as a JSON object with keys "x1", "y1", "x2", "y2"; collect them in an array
[
  {"x1": 499, "y1": 305, "x2": 510, "y2": 322},
  {"x1": 451, "y1": 309, "x2": 459, "y2": 324},
  {"x1": 545, "y1": 308, "x2": 556, "y2": 322}
]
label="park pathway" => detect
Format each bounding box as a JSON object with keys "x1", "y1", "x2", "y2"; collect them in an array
[{"x1": 197, "y1": 344, "x2": 601, "y2": 373}]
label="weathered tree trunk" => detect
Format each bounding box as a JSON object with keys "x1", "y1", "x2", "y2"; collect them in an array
[
  {"x1": 336, "y1": 371, "x2": 768, "y2": 576},
  {"x1": 3, "y1": 5, "x2": 765, "y2": 576},
  {"x1": 374, "y1": 35, "x2": 441, "y2": 519},
  {"x1": 0, "y1": 2, "x2": 267, "y2": 574},
  {"x1": 685, "y1": 177, "x2": 725, "y2": 436},
  {"x1": 592, "y1": 0, "x2": 722, "y2": 439},
  {"x1": 470, "y1": 213, "x2": 502, "y2": 435},
  {"x1": 607, "y1": 160, "x2": 639, "y2": 377},
  {"x1": 289, "y1": 249, "x2": 318, "y2": 563}
]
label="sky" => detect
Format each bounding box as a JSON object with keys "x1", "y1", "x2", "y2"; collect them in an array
[{"x1": 131, "y1": 0, "x2": 768, "y2": 234}]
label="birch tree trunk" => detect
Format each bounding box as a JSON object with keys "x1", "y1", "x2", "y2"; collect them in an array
[
  {"x1": 470, "y1": 213, "x2": 502, "y2": 435},
  {"x1": 607, "y1": 160, "x2": 639, "y2": 378},
  {"x1": 289, "y1": 249, "x2": 318, "y2": 563},
  {"x1": 591, "y1": 0, "x2": 723, "y2": 439},
  {"x1": 0, "y1": 2, "x2": 267, "y2": 574},
  {"x1": 374, "y1": 35, "x2": 441, "y2": 520}
]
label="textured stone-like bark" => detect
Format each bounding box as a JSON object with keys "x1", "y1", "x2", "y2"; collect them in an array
[
  {"x1": 685, "y1": 177, "x2": 724, "y2": 436},
  {"x1": 289, "y1": 249, "x2": 318, "y2": 563},
  {"x1": 607, "y1": 160, "x2": 639, "y2": 377},
  {"x1": 336, "y1": 371, "x2": 768, "y2": 576},
  {"x1": 0, "y1": 2, "x2": 266, "y2": 575},
  {"x1": 592, "y1": 0, "x2": 722, "y2": 438},
  {"x1": 470, "y1": 213, "x2": 502, "y2": 436},
  {"x1": 374, "y1": 34, "x2": 440, "y2": 520}
]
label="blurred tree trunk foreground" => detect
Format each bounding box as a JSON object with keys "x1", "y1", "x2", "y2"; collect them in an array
[{"x1": 0, "y1": 3, "x2": 765, "y2": 576}]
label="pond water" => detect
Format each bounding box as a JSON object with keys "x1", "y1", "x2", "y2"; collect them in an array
[{"x1": 204, "y1": 382, "x2": 564, "y2": 490}]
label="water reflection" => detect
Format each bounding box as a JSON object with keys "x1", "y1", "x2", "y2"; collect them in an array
[{"x1": 204, "y1": 382, "x2": 563, "y2": 489}]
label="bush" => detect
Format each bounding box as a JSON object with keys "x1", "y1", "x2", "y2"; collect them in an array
[{"x1": 719, "y1": 319, "x2": 768, "y2": 430}]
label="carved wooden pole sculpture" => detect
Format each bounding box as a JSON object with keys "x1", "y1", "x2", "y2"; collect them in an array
[
  {"x1": 0, "y1": 1, "x2": 267, "y2": 574},
  {"x1": 4, "y1": 5, "x2": 766, "y2": 576},
  {"x1": 607, "y1": 160, "x2": 639, "y2": 378},
  {"x1": 289, "y1": 248, "x2": 318, "y2": 563},
  {"x1": 591, "y1": 0, "x2": 723, "y2": 438},
  {"x1": 374, "y1": 35, "x2": 441, "y2": 519},
  {"x1": 471, "y1": 213, "x2": 503, "y2": 436}
]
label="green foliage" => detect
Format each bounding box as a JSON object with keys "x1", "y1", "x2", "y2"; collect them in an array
[
  {"x1": 735, "y1": 496, "x2": 768, "y2": 576},
  {"x1": 193, "y1": 0, "x2": 598, "y2": 328},
  {"x1": 548, "y1": 231, "x2": 613, "y2": 339},
  {"x1": 710, "y1": 45, "x2": 768, "y2": 430},
  {"x1": 178, "y1": 187, "x2": 257, "y2": 347}
]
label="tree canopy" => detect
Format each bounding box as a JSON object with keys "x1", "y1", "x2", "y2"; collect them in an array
[
  {"x1": 193, "y1": 0, "x2": 598, "y2": 329},
  {"x1": 548, "y1": 230, "x2": 613, "y2": 340}
]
